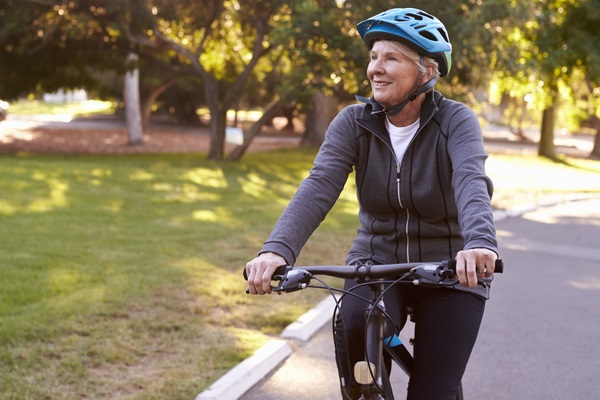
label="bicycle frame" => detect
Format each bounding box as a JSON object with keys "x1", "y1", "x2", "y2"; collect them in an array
[{"x1": 356, "y1": 279, "x2": 463, "y2": 400}]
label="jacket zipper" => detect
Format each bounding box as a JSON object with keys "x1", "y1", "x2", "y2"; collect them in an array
[
  {"x1": 359, "y1": 106, "x2": 437, "y2": 264},
  {"x1": 396, "y1": 163, "x2": 411, "y2": 262},
  {"x1": 397, "y1": 112, "x2": 437, "y2": 262}
]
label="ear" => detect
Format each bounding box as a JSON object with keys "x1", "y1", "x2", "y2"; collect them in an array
[{"x1": 422, "y1": 65, "x2": 435, "y2": 83}]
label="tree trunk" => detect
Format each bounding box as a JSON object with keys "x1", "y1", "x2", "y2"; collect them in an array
[
  {"x1": 141, "y1": 78, "x2": 175, "y2": 128},
  {"x1": 227, "y1": 98, "x2": 283, "y2": 161},
  {"x1": 589, "y1": 116, "x2": 600, "y2": 160},
  {"x1": 538, "y1": 103, "x2": 556, "y2": 159},
  {"x1": 124, "y1": 53, "x2": 143, "y2": 145},
  {"x1": 207, "y1": 102, "x2": 227, "y2": 161},
  {"x1": 302, "y1": 91, "x2": 338, "y2": 147}
]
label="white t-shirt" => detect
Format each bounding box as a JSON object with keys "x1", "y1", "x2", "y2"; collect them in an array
[{"x1": 385, "y1": 117, "x2": 420, "y2": 164}]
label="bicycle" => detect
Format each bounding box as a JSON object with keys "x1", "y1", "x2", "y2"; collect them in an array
[{"x1": 244, "y1": 258, "x2": 504, "y2": 399}]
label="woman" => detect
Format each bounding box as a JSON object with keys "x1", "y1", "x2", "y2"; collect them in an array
[{"x1": 245, "y1": 7, "x2": 498, "y2": 399}]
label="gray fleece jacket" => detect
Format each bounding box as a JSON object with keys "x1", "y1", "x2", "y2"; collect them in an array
[{"x1": 261, "y1": 90, "x2": 498, "y2": 299}]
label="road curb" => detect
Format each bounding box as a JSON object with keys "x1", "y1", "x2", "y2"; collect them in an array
[
  {"x1": 492, "y1": 193, "x2": 595, "y2": 222},
  {"x1": 195, "y1": 296, "x2": 336, "y2": 400},
  {"x1": 281, "y1": 295, "x2": 338, "y2": 341},
  {"x1": 195, "y1": 340, "x2": 292, "y2": 400}
]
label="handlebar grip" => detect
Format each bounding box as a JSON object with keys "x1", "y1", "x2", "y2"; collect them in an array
[
  {"x1": 495, "y1": 259, "x2": 504, "y2": 273},
  {"x1": 243, "y1": 265, "x2": 289, "y2": 281},
  {"x1": 446, "y1": 259, "x2": 503, "y2": 273}
]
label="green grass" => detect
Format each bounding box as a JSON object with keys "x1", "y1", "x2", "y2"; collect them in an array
[
  {"x1": 0, "y1": 148, "x2": 599, "y2": 399},
  {"x1": 0, "y1": 148, "x2": 355, "y2": 399},
  {"x1": 486, "y1": 153, "x2": 600, "y2": 208},
  {"x1": 6, "y1": 99, "x2": 116, "y2": 117}
]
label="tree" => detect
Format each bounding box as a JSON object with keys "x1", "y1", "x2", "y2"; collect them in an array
[
  {"x1": 0, "y1": 1, "x2": 195, "y2": 141},
  {"x1": 124, "y1": 52, "x2": 143, "y2": 144},
  {"x1": 0, "y1": 0, "x2": 126, "y2": 99},
  {"x1": 0, "y1": 0, "x2": 147, "y2": 145},
  {"x1": 122, "y1": 0, "x2": 291, "y2": 160},
  {"x1": 488, "y1": 0, "x2": 600, "y2": 160},
  {"x1": 558, "y1": 0, "x2": 600, "y2": 158}
]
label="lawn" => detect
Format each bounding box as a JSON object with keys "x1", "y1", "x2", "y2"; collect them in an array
[
  {"x1": 0, "y1": 149, "x2": 356, "y2": 399},
  {"x1": 7, "y1": 99, "x2": 116, "y2": 117},
  {"x1": 0, "y1": 147, "x2": 599, "y2": 399}
]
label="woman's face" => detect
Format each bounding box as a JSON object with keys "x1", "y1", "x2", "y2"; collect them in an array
[{"x1": 367, "y1": 40, "x2": 420, "y2": 109}]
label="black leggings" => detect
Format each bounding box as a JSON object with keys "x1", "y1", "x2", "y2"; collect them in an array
[{"x1": 334, "y1": 279, "x2": 486, "y2": 400}]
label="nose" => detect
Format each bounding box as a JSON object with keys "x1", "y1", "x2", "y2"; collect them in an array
[{"x1": 368, "y1": 58, "x2": 384, "y2": 77}]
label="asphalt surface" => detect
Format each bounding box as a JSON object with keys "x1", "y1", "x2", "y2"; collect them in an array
[{"x1": 239, "y1": 196, "x2": 600, "y2": 400}]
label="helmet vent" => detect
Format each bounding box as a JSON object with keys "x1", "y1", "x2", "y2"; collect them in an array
[
  {"x1": 419, "y1": 30, "x2": 437, "y2": 41},
  {"x1": 404, "y1": 12, "x2": 424, "y2": 20},
  {"x1": 437, "y1": 28, "x2": 449, "y2": 43}
]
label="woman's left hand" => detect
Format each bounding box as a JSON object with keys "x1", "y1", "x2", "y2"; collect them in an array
[{"x1": 455, "y1": 248, "x2": 498, "y2": 288}]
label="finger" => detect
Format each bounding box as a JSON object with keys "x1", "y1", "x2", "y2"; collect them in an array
[
  {"x1": 251, "y1": 271, "x2": 268, "y2": 295},
  {"x1": 466, "y1": 257, "x2": 478, "y2": 288},
  {"x1": 475, "y1": 265, "x2": 487, "y2": 280},
  {"x1": 455, "y1": 256, "x2": 468, "y2": 287},
  {"x1": 247, "y1": 262, "x2": 269, "y2": 295},
  {"x1": 245, "y1": 263, "x2": 258, "y2": 295},
  {"x1": 484, "y1": 257, "x2": 496, "y2": 278},
  {"x1": 260, "y1": 269, "x2": 273, "y2": 294}
]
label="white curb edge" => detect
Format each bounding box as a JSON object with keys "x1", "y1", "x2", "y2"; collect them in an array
[
  {"x1": 195, "y1": 296, "x2": 336, "y2": 400},
  {"x1": 281, "y1": 295, "x2": 338, "y2": 341},
  {"x1": 195, "y1": 339, "x2": 292, "y2": 400}
]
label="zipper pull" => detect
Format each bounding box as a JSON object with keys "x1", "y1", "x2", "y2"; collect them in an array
[{"x1": 396, "y1": 164, "x2": 401, "y2": 181}]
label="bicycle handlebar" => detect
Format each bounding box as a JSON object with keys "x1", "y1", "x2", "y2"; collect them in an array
[{"x1": 244, "y1": 259, "x2": 503, "y2": 293}]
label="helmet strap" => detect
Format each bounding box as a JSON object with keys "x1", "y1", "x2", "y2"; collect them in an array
[
  {"x1": 356, "y1": 58, "x2": 438, "y2": 117},
  {"x1": 375, "y1": 76, "x2": 437, "y2": 117},
  {"x1": 381, "y1": 57, "x2": 434, "y2": 115}
]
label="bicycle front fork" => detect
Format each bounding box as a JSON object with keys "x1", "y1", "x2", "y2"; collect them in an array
[{"x1": 355, "y1": 280, "x2": 391, "y2": 399}]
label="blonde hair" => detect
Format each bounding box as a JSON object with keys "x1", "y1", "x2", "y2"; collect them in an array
[{"x1": 386, "y1": 40, "x2": 440, "y2": 81}]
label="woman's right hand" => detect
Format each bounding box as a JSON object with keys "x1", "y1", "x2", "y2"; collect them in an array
[{"x1": 245, "y1": 252, "x2": 287, "y2": 295}]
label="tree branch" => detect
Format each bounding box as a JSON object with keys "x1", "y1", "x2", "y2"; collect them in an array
[
  {"x1": 224, "y1": 18, "x2": 272, "y2": 106},
  {"x1": 227, "y1": 97, "x2": 283, "y2": 161},
  {"x1": 26, "y1": 24, "x2": 58, "y2": 55}
]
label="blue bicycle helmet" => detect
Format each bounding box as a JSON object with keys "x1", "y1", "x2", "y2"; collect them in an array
[{"x1": 357, "y1": 8, "x2": 452, "y2": 77}]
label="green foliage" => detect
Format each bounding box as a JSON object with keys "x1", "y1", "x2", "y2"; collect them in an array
[
  {"x1": 0, "y1": 1, "x2": 128, "y2": 99},
  {"x1": 2, "y1": 1, "x2": 599, "y2": 157},
  {"x1": 489, "y1": 0, "x2": 599, "y2": 116}
]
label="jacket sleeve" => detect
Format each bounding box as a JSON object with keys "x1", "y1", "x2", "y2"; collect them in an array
[
  {"x1": 260, "y1": 106, "x2": 359, "y2": 264},
  {"x1": 446, "y1": 105, "x2": 498, "y2": 254}
]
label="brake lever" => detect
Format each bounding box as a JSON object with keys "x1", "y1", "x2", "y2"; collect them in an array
[
  {"x1": 409, "y1": 265, "x2": 490, "y2": 289},
  {"x1": 409, "y1": 264, "x2": 447, "y2": 286},
  {"x1": 272, "y1": 268, "x2": 312, "y2": 293}
]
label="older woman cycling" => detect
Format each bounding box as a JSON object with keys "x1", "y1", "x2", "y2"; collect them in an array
[{"x1": 246, "y1": 7, "x2": 499, "y2": 399}]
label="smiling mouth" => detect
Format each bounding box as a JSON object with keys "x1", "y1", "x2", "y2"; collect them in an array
[{"x1": 373, "y1": 81, "x2": 392, "y2": 88}]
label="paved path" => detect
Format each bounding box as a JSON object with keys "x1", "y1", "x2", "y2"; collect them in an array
[{"x1": 239, "y1": 196, "x2": 600, "y2": 400}]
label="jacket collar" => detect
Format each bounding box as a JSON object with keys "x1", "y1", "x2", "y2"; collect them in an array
[{"x1": 355, "y1": 91, "x2": 441, "y2": 143}]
